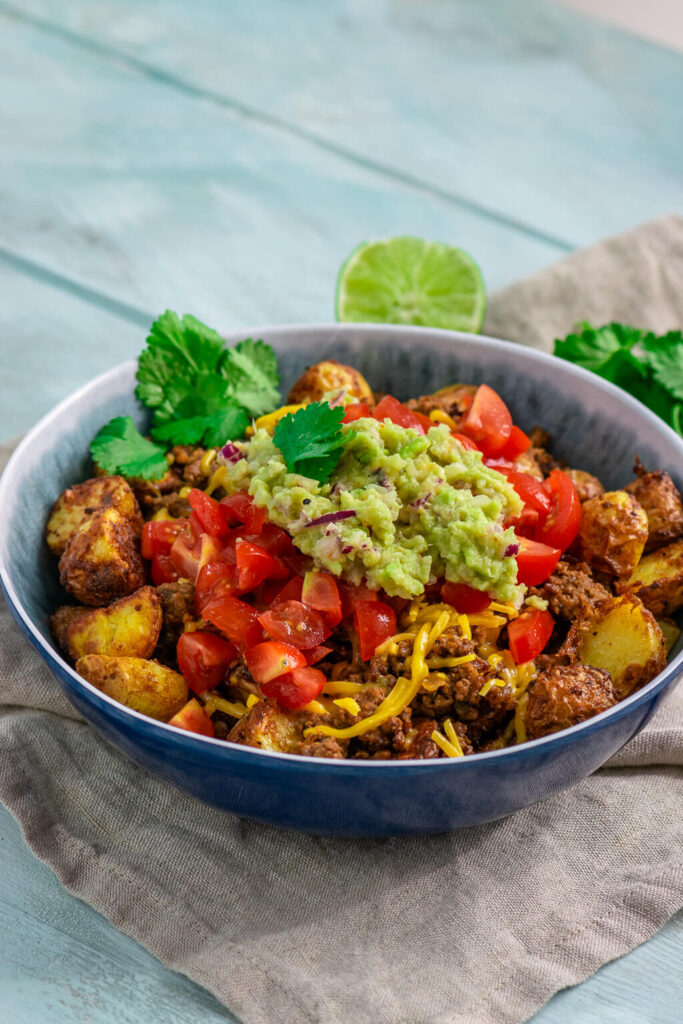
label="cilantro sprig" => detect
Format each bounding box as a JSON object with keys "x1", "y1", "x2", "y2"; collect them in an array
[
  {"x1": 90, "y1": 311, "x2": 281, "y2": 479},
  {"x1": 273, "y1": 402, "x2": 349, "y2": 483},
  {"x1": 90, "y1": 417, "x2": 169, "y2": 481},
  {"x1": 554, "y1": 322, "x2": 683, "y2": 435}
]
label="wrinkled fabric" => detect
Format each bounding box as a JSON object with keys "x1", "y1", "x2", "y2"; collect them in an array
[{"x1": 1, "y1": 216, "x2": 682, "y2": 1024}]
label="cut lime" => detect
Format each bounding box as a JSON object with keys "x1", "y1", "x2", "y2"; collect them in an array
[{"x1": 335, "y1": 236, "x2": 486, "y2": 333}]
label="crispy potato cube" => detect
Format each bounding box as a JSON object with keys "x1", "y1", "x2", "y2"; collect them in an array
[
  {"x1": 51, "y1": 586, "x2": 162, "y2": 662},
  {"x1": 287, "y1": 360, "x2": 374, "y2": 405},
  {"x1": 75, "y1": 655, "x2": 188, "y2": 719},
  {"x1": 46, "y1": 475, "x2": 142, "y2": 556},
  {"x1": 578, "y1": 490, "x2": 648, "y2": 578},
  {"x1": 566, "y1": 469, "x2": 605, "y2": 503},
  {"x1": 617, "y1": 539, "x2": 683, "y2": 616},
  {"x1": 227, "y1": 699, "x2": 303, "y2": 752},
  {"x1": 657, "y1": 618, "x2": 681, "y2": 656},
  {"x1": 569, "y1": 595, "x2": 665, "y2": 698},
  {"x1": 59, "y1": 507, "x2": 146, "y2": 606},
  {"x1": 625, "y1": 471, "x2": 683, "y2": 552}
]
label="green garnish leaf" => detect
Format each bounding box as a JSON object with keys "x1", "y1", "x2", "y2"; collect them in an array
[
  {"x1": 273, "y1": 402, "x2": 348, "y2": 483},
  {"x1": 136, "y1": 311, "x2": 227, "y2": 409},
  {"x1": 554, "y1": 322, "x2": 683, "y2": 437},
  {"x1": 90, "y1": 416, "x2": 169, "y2": 480},
  {"x1": 151, "y1": 374, "x2": 250, "y2": 447},
  {"x1": 223, "y1": 338, "x2": 281, "y2": 416}
]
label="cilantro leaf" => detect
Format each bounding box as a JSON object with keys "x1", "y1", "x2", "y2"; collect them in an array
[
  {"x1": 151, "y1": 374, "x2": 250, "y2": 448},
  {"x1": 136, "y1": 311, "x2": 227, "y2": 408},
  {"x1": 641, "y1": 330, "x2": 683, "y2": 401},
  {"x1": 273, "y1": 402, "x2": 348, "y2": 483},
  {"x1": 90, "y1": 417, "x2": 169, "y2": 480},
  {"x1": 223, "y1": 338, "x2": 281, "y2": 416},
  {"x1": 554, "y1": 322, "x2": 644, "y2": 373}
]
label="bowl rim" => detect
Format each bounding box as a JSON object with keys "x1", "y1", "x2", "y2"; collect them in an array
[{"x1": 1, "y1": 321, "x2": 682, "y2": 771}]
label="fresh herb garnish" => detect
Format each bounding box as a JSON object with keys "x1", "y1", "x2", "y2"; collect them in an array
[
  {"x1": 90, "y1": 416, "x2": 169, "y2": 480},
  {"x1": 554, "y1": 322, "x2": 683, "y2": 435},
  {"x1": 273, "y1": 402, "x2": 349, "y2": 483}
]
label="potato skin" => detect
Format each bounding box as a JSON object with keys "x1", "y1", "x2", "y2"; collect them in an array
[
  {"x1": 567, "y1": 594, "x2": 666, "y2": 698},
  {"x1": 617, "y1": 538, "x2": 683, "y2": 617},
  {"x1": 287, "y1": 361, "x2": 374, "y2": 405},
  {"x1": 75, "y1": 655, "x2": 188, "y2": 720},
  {"x1": 59, "y1": 507, "x2": 146, "y2": 606},
  {"x1": 566, "y1": 469, "x2": 605, "y2": 503},
  {"x1": 577, "y1": 490, "x2": 649, "y2": 578},
  {"x1": 625, "y1": 471, "x2": 683, "y2": 552},
  {"x1": 51, "y1": 586, "x2": 162, "y2": 662},
  {"x1": 227, "y1": 699, "x2": 303, "y2": 752},
  {"x1": 46, "y1": 476, "x2": 142, "y2": 556}
]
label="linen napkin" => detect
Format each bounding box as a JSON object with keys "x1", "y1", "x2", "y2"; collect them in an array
[{"x1": 1, "y1": 215, "x2": 683, "y2": 1024}]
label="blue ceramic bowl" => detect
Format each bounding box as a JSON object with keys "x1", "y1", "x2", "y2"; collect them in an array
[{"x1": 1, "y1": 324, "x2": 682, "y2": 836}]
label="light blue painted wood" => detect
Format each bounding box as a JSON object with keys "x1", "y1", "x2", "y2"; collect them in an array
[{"x1": 1, "y1": 0, "x2": 682, "y2": 1021}]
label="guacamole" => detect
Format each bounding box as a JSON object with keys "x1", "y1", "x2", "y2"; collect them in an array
[{"x1": 221, "y1": 419, "x2": 524, "y2": 601}]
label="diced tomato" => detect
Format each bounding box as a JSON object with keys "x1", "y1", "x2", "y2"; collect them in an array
[
  {"x1": 168, "y1": 698, "x2": 215, "y2": 737},
  {"x1": 505, "y1": 507, "x2": 540, "y2": 540},
  {"x1": 354, "y1": 599, "x2": 397, "y2": 660},
  {"x1": 258, "y1": 600, "x2": 329, "y2": 650},
  {"x1": 188, "y1": 511, "x2": 203, "y2": 538},
  {"x1": 305, "y1": 645, "x2": 333, "y2": 665},
  {"x1": 141, "y1": 519, "x2": 186, "y2": 559},
  {"x1": 338, "y1": 581, "x2": 379, "y2": 620},
  {"x1": 301, "y1": 571, "x2": 342, "y2": 627},
  {"x1": 508, "y1": 609, "x2": 555, "y2": 664},
  {"x1": 498, "y1": 469, "x2": 553, "y2": 518},
  {"x1": 272, "y1": 574, "x2": 304, "y2": 605},
  {"x1": 197, "y1": 533, "x2": 227, "y2": 575},
  {"x1": 177, "y1": 631, "x2": 237, "y2": 694},
  {"x1": 261, "y1": 666, "x2": 326, "y2": 710},
  {"x1": 515, "y1": 537, "x2": 562, "y2": 586},
  {"x1": 441, "y1": 581, "x2": 491, "y2": 614},
  {"x1": 460, "y1": 384, "x2": 513, "y2": 457},
  {"x1": 169, "y1": 526, "x2": 202, "y2": 581},
  {"x1": 250, "y1": 523, "x2": 294, "y2": 556},
  {"x1": 202, "y1": 594, "x2": 265, "y2": 648},
  {"x1": 485, "y1": 458, "x2": 514, "y2": 471},
  {"x1": 343, "y1": 402, "x2": 371, "y2": 423},
  {"x1": 450, "y1": 432, "x2": 479, "y2": 452},
  {"x1": 499, "y1": 425, "x2": 531, "y2": 461},
  {"x1": 150, "y1": 551, "x2": 180, "y2": 585},
  {"x1": 373, "y1": 395, "x2": 426, "y2": 434},
  {"x1": 195, "y1": 560, "x2": 239, "y2": 615},
  {"x1": 219, "y1": 493, "x2": 267, "y2": 534},
  {"x1": 281, "y1": 549, "x2": 313, "y2": 576},
  {"x1": 537, "y1": 469, "x2": 582, "y2": 552},
  {"x1": 187, "y1": 488, "x2": 229, "y2": 538},
  {"x1": 245, "y1": 640, "x2": 307, "y2": 684},
  {"x1": 235, "y1": 538, "x2": 287, "y2": 592}
]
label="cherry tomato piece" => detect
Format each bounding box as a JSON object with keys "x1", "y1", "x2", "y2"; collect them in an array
[
  {"x1": 537, "y1": 469, "x2": 582, "y2": 551},
  {"x1": 460, "y1": 384, "x2": 513, "y2": 457},
  {"x1": 305, "y1": 645, "x2": 333, "y2": 665},
  {"x1": 202, "y1": 594, "x2": 265, "y2": 648},
  {"x1": 150, "y1": 551, "x2": 180, "y2": 585},
  {"x1": 373, "y1": 395, "x2": 426, "y2": 434},
  {"x1": 219, "y1": 493, "x2": 267, "y2": 533},
  {"x1": 245, "y1": 640, "x2": 307, "y2": 684},
  {"x1": 141, "y1": 519, "x2": 186, "y2": 559},
  {"x1": 450, "y1": 432, "x2": 479, "y2": 452},
  {"x1": 272, "y1": 575, "x2": 304, "y2": 605},
  {"x1": 235, "y1": 538, "x2": 287, "y2": 592},
  {"x1": 261, "y1": 666, "x2": 326, "y2": 710},
  {"x1": 194, "y1": 561, "x2": 239, "y2": 615},
  {"x1": 338, "y1": 581, "x2": 380, "y2": 620},
  {"x1": 188, "y1": 488, "x2": 230, "y2": 538},
  {"x1": 499, "y1": 425, "x2": 531, "y2": 461},
  {"x1": 168, "y1": 698, "x2": 215, "y2": 737},
  {"x1": 508, "y1": 609, "x2": 555, "y2": 664},
  {"x1": 505, "y1": 507, "x2": 540, "y2": 541},
  {"x1": 301, "y1": 571, "x2": 342, "y2": 626},
  {"x1": 197, "y1": 533, "x2": 227, "y2": 575},
  {"x1": 169, "y1": 527, "x2": 202, "y2": 581},
  {"x1": 258, "y1": 600, "x2": 329, "y2": 650},
  {"x1": 177, "y1": 632, "x2": 237, "y2": 694},
  {"x1": 354, "y1": 599, "x2": 397, "y2": 660},
  {"x1": 515, "y1": 537, "x2": 562, "y2": 586},
  {"x1": 441, "y1": 581, "x2": 491, "y2": 614},
  {"x1": 498, "y1": 469, "x2": 553, "y2": 518},
  {"x1": 343, "y1": 402, "x2": 371, "y2": 423}
]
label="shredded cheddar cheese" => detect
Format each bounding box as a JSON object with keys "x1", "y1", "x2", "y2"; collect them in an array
[
  {"x1": 428, "y1": 409, "x2": 458, "y2": 430},
  {"x1": 432, "y1": 718, "x2": 464, "y2": 758},
  {"x1": 333, "y1": 697, "x2": 361, "y2": 716},
  {"x1": 245, "y1": 694, "x2": 261, "y2": 710},
  {"x1": 200, "y1": 448, "x2": 217, "y2": 476},
  {"x1": 322, "y1": 680, "x2": 365, "y2": 696},
  {"x1": 301, "y1": 699, "x2": 328, "y2": 715},
  {"x1": 203, "y1": 695, "x2": 249, "y2": 719},
  {"x1": 514, "y1": 692, "x2": 530, "y2": 744}
]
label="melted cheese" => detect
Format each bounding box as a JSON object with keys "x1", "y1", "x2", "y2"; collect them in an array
[{"x1": 333, "y1": 697, "x2": 361, "y2": 716}]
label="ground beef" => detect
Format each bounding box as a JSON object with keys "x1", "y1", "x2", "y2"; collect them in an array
[
  {"x1": 405, "y1": 384, "x2": 476, "y2": 420},
  {"x1": 154, "y1": 579, "x2": 196, "y2": 666},
  {"x1": 395, "y1": 718, "x2": 440, "y2": 759},
  {"x1": 532, "y1": 560, "x2": 611, "y2": 622},
  {"x1": 298, "y1": 735, "x2": 346, "y2": 759},
  {"x1": 524, "y1": 663, "x2": 617, "y2": 740}
]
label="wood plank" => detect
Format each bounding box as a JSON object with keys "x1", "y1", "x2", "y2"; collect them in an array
[{"x1": 6, "y1": 0, "x2": 683, "y2": 249}]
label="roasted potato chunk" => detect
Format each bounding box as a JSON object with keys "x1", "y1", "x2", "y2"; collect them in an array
[
  {"x1": 566, "y1": 469, "x2": 605, "y2": 503},
  {"x1": 227, "y1": 699, "x2": 303, "y2": 752},
  {"x1": 46, "y1": 475, "x2": 142, "y2": 556},
  {"x1": 76, "y1": 655, "x2": 188, "y2": 719},
  {"x1": 617, "y1": 539, "x2": 683, "y2": 616},
  {"x1": 51, "y1": 586, "x2": 162, "y2": 662},
  {"x1": 625, "y1": 471, "x2": 683, "y2": 552},
  {"x1": 567, "y1": 595, "x2": 665, "y2": 698},
  {"x1": 577, "y1": 490, "x2": 648, "y2": 578},
  {"x1": 524, "y1": 663, "x2": 617, "y2": 740},
  {"x1": 59, "y1": 507, "x2": 146, "y2": 606},
  {"x1": 287, "y1": 360, "x2": 374, "y2": 405},
  {"x1": 657, "y1": 618, "x2": 681, "y2": 656}
]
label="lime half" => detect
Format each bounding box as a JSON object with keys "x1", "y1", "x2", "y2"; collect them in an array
[{"x1": 335, "y1": 236, "x2": 486, "y2": 333}]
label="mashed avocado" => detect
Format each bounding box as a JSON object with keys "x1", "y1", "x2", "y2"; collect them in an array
[{"x1": 222, "y1": 419, "x2": 524, "y2": 601}]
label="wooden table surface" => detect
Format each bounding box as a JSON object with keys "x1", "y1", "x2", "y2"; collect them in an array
[{"x1": 1, "y1": 1, "x2": 682, "y2": 1020}]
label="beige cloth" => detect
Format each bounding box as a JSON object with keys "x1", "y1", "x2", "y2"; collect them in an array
[{"x1": 1, "y1": 216, "x2": 683, "y2": 1024}]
